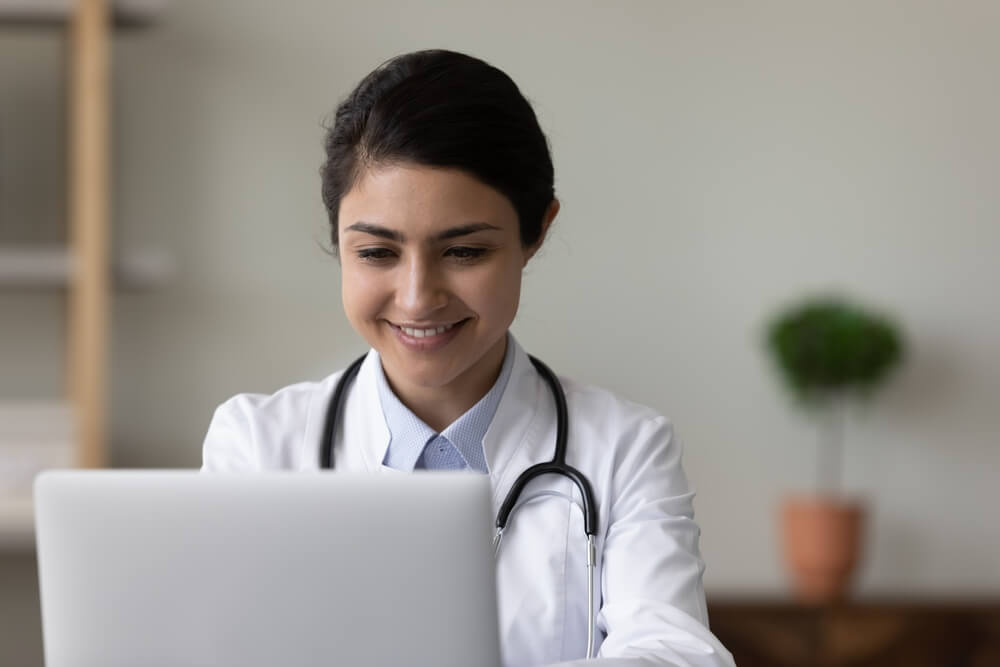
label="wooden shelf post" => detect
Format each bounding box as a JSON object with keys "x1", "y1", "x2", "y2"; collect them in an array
[{"x1": 67, "y1": 0, "x2": 110, "y2": 468}]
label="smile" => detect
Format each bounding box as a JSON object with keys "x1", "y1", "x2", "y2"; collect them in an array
[
  {"x1": 399, "y1": 322, "x2": 458, "y2": 338},
  {"x1": 388, "y1": 319, "x2": 469, "y2": 351}
]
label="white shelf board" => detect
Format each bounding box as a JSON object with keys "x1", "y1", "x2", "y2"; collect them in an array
[
  {"x1": 0, "y1": 496, "x2": 35, "y2": 550},
  {"x1": 0, "y1": 0, "x2": 164, "y2": 26},
  {"x1": 0, "y1": 245, "x2": 174, "y2": 289},
  {"x1": 0, "y1": 246, "x2": 69, "y2": 287},
  {"x1": 0, "y1": 401, "x2": 73, "y2": 550}
]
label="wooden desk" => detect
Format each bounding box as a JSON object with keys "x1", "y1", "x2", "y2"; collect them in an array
[{"x1": 707, "y1": 599, "x2": 1000, "y2": 667}]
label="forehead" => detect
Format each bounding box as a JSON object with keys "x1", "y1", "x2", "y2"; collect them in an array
[{"x1": 338, "y1": 164, "x2": 518, "y2": 233}]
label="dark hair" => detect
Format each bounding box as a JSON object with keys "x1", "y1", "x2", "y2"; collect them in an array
[{"x1": 320, "y1": 49, "x2": 555, "y2": 249}]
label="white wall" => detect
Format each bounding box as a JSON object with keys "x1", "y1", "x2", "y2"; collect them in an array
[{"x1": 4, "y1": 0, "x2": 999, "y2": 615}]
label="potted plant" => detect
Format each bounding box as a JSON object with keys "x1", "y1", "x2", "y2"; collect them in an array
[{"x1": 764, "y1": 297, "x2": 904, "y2": 601}]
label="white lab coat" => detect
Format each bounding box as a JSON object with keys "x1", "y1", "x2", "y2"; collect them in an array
[{"x1": 202, "y1": 337, "x2": 736, "y2": 667}]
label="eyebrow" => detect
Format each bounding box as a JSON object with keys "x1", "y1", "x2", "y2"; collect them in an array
[{"x1": 343, "y1": 221, "x2": 502, "y2": 242}]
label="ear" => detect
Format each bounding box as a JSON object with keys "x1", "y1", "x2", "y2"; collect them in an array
[{"x1": 523, "y1": 198, "x2": 560, "y2": 266}]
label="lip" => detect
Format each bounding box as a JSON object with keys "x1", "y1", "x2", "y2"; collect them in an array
[{"x1": 387, "y1": 318, "x2": 469, "y2": 352}]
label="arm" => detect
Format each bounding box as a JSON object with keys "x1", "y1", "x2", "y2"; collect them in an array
[
  {"x1": 200, "y1": 377, "x2": 328, "y2": 472},
  {"x1": 556, "y1": 417, "x2": 735, "y2": 666},
  {"x1": 200, "y1": 395, "x2": 262, "y2": 472}
]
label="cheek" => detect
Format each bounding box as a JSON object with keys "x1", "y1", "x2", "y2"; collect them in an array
[
  {"x1": 466, "y1": 259, "x2": 523, "y2": 321},
  {"x1": 341, "y1": 266, "x2": 381, "y2": 322}
]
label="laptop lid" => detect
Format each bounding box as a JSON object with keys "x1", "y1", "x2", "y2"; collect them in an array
[{"x1": 34, "y1": 470, "x2": 502, "y2": 667}]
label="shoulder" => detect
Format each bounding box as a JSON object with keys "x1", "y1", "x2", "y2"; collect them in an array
[
  {"x1": 508, "y1": 337, "x2": 676, "y2": 465},
  {"x1": 215, "y1": 376, "x2": 334, "y2": 427},
  {"x1": 556, "y1": 374, "x2": 690, "y2": 511},
  {"x1": 558, "y1": 374, "x2": 674, "y2": 446},
  {"x1": 201, "y1": 371, "x2": 344, "y2": 471}
]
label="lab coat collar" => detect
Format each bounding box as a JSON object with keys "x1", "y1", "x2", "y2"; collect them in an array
[{"x1": 348, "y1": 334, "x2": 546, "y2": 484}]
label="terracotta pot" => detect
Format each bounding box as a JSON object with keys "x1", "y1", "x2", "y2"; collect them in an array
[{"x1": 781, "y1": 496, "x2": 865, "y2": 602}]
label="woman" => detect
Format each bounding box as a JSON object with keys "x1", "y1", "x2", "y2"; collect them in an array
[{"x1": 202, "y1": 49, "x2": 734, "y2": 667}]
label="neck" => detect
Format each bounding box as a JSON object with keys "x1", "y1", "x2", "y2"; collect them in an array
[{"x1": 386, "y1": 336, "x2": 508, "y2": 433}]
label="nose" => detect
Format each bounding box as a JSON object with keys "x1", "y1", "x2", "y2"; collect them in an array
[{"x1": 395, "y1": 254, "x2": 448, "y2": 317}]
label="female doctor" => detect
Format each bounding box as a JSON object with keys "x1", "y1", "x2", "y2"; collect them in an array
[{"x1": 202, "y1": 49, "x2": 735, "y2": 667}]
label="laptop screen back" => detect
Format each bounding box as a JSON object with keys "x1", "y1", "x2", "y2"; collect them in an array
[{"x1": 34, "y1": 471, "x2": 502, "y2": 667}]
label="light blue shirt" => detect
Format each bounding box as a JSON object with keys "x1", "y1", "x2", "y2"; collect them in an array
[{"x1": 376, "y1": 336, "x2": 515, "y2": 473}]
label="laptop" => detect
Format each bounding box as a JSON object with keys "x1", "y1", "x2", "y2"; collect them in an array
[{"x1": 34, "y1": 470, "x2": 502, "y2": 667}]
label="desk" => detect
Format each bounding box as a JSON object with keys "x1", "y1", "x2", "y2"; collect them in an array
[{"x1": 707, "y1": 599, "x2": 1000, "y2": 666}]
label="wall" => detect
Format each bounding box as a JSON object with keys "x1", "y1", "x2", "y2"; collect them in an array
[{"x1": 3, "y1": 1, "x2": 999, "y2": 664}]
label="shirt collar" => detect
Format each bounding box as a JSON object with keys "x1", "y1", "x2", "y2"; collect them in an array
[{"x1": 376, "y1": 333, "x2": 516, "y2": 473}]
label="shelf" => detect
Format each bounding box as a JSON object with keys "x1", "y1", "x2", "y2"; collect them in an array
[
  {"x1": 0, "y1": 245, "x2": 174, "y2": 289},
  {"x1": 0, "y1": 401, "x2": 73, "y2": 550},
  {"x1": 0, "y1": 496, "x2": 35, "y2": 550},
  {"x1": 0, "y1": 0, "x2": 163, "y2": 27},
  {"x1": 2, "y1": 0, "x2": 161, "y2": 487}
]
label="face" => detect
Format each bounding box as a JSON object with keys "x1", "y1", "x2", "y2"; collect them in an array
[{"x1": 338, "y1": 163, "x2": 556, "y2": 401}]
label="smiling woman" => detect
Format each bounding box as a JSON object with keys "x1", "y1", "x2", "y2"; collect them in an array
[
  {"x1": 338, "y1": 165, "x2": 554, "y2": 432},
  {"x1": 202, "y1": 49, "x2": 735, "y2": 667}
]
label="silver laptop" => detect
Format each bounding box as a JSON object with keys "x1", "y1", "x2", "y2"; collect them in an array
[{"x1": 34, "y1": 470, "x2": 502, "y2": 667}]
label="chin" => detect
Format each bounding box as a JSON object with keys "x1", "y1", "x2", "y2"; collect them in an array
[{"x1": 397, "y1": 359, "x2": 467, "y2": 386}]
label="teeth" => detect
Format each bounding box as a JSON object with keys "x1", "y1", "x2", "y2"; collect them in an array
[{"x1": 401, "y1": 322, "x2": 456, "y2": 338}]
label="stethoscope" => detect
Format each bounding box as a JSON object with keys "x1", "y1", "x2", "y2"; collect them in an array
[{"x1": 320, "y1": 353, "x2": 600, "y2": 660}]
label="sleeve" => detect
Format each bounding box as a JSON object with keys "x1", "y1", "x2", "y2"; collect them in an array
[
  {"x1": 200, "y1": 395, "x2": 263, "y2": 472},
  {"x1": 554, "y1": 417, "x2": 736, "y2": 667}
]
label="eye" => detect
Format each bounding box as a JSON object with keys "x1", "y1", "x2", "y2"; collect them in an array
[
  {"x1": 356, "y1": 247, "x2": 396, "y2": 263},
  {"x1": 445, "y1": 246, "x2": 489, "y2": 262}
]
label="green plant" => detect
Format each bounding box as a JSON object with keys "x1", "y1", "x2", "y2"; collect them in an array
[{"x1": 765, "y1": 297, "x2": 904, "y2": 494}]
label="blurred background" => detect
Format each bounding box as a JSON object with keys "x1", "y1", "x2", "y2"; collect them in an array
[{"x1": 2, "y1": 1, "x2": 998, "y2": 665}]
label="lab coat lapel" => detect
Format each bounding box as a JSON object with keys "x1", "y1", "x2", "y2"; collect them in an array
[
  {"x1": 484, "y1": 336, "x2": 555, "y2": 511},
  {"x1": 336, "y1": 349, "x2": 391, "y2": 472},
  {"x1": 487, "y1": 337, "x2": 583, "y2": 665}
]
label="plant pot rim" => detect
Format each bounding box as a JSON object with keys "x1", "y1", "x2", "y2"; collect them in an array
[{"x1": 782, "y1": 493, "x2": 868, "y2": 509}]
